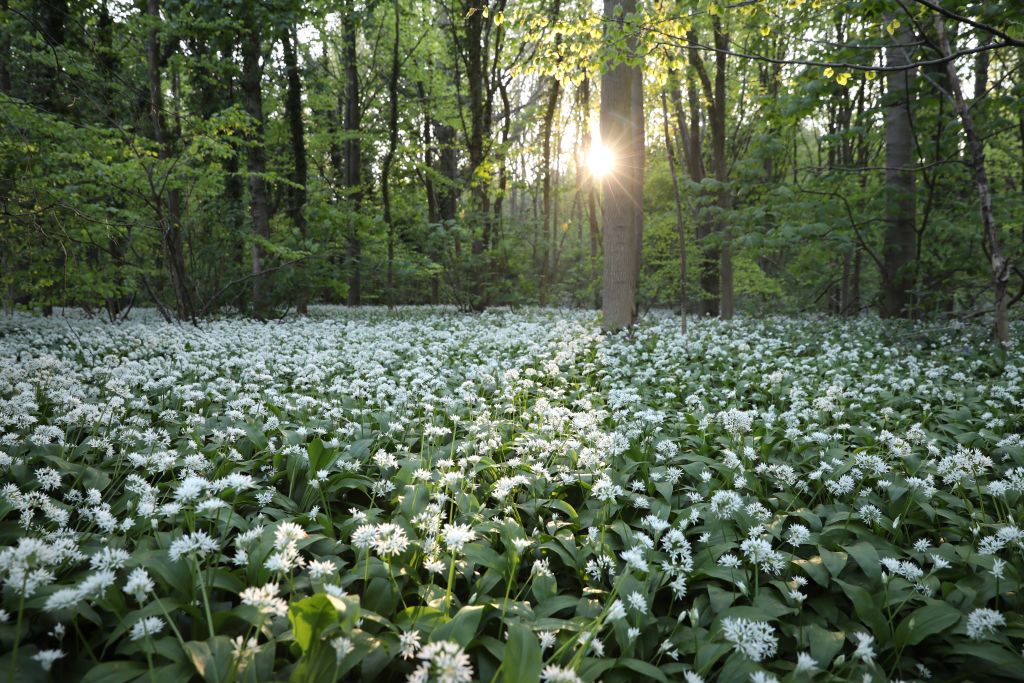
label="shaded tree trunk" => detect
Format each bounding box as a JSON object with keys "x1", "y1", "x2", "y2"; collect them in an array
[
  {"x1": 382, "y1": 0, "x2": 400, "y2": 309},
  {"x1": 880, "y1": 20, "x2": 917, "y2": 318},
  {"x1": 240, "y1": 6, "x2": 271, "y2": 315},
  {"x1": 661, "y1": 88, "x2": 687, "y2": 335},
  {"x1": 147, "y1": 0, "x2": 192, "y2": 321},
  {"x1": 281, "y1": 25, "x2": 308, "y2": 313},
  {"x1": 935, "y1": 18, "x2": 1010, "y2": 342},
  {"x1": 341, "y1": 1, "x2": 363, "y2": 305},
  {"x1": 539, "y1": 3, "x2": 562, "y2": 306}
]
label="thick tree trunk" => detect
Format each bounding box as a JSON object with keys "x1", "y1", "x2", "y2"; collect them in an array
[
  {"x1": 600, "y1": 0, "x2": 641, "y2": 331},
  {"x1": 935, "y1": 19, "x2": 1010, "y2": 342},
  {"x1": 881, "y1": 20, "x2": 917, "y2": 318},
  {"x1": 630, "y1": 45, "x2": 645, "y2": 307},
  {"x1": 281, "y1": 26, "x2": 308, "y2": 313}
]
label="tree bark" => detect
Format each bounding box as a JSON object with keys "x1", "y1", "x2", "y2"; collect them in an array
[
  {"x1": 382, "y1": 0, "x2": 400, "y2": 309},
  {"x1": 281, "y1": 25, "x2": 308, "y2": 313},
  {"x1": 684, "y1": 37, "x2": 717, "y2": 316},
  {"x1": 240, "y1": 5, "x2": 271, "y2": 315},
  {"x1": 935, "y1": 18, "x2": 1010, "y2": 342},
  {"x1": 341, "y1": 1, "x2": 363, "y2": 305},
  {"x1": 881, "y1": 19, "x2": 917, "y2": 318},
  {"x1": 147, "y1": 0, "x2": 192, "y2": 321},
  {"x1": 600, "y1": 0, "x2": 641, "y2": 331},
  {"x1": 581, "y1": 77, "x2": 601, "y2": 309},
  {"x1": 539, "y1": 3, "x2": 562, "y2": 306},
  {"x1": 661, "y1": 88, "x2": 687, "y2": 335}
]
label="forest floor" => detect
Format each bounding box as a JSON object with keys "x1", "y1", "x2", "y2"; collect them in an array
[{"x1": 0, "y1": 307, "x2": 1022, "y2": 682}]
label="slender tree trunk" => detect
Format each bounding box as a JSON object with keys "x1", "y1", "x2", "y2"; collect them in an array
[
  {"x1": 240, "y1": 7, "x2": 271, "y2": 316},
  {"x1": 711, "y1": 18, "x2": 732, "y2": 319},
  {"x1": 539, "y1": 9, "x2": 561, "y2": 306},
  {"x1": 881, "y1": 20, "x2": 917, "y2": 318},
  {"x1": 682, "y1": 47, "x2": 716, "y2": 316},
  {"x1": 935, "y1": 18, "x2": 1010, "y2": 342},
  {"x1": 281, "y1": 26, "x2": 308, "y2": 314},
  {"x1": 600, "y1": 0, "x2": 641, "y2": 331},
  {"x1": 661, "y1": 89, "x2": 687, "y2": 335},
  {"x1": 581, "y1": 77, "x2": 601, "y2": 309},
  {"x1": 382, "y1": 0, "x2": 400, "y2": 309},
  {"x1": 341, "y1": 1, "x2": 363, "y2": 305}
]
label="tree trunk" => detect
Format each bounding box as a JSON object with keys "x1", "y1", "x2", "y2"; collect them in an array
[
  {"x1": 711, "y1": 18, "x2": 732, "y2": 319},
  {"x1": 683, "y1": 45, "x2": 716, "y2": 316},
  {"x1": 382, "y1": 0, "x2": 400, "y2": 309},
  {"x1": 147, "y1": 0, "x2": 192, "y2": 321},
  {"x1": 539, "y1": 9, "x2": 561, "y2": 306},
  {"x1": 934, "y1": 18, "x2": 1010, "y2": 342},
  {"x1": 463, "y1": 0, "x2": 490, "y2": 309},
  {"x1": 281, "y1": 26, "x2": 308, "y2": 314},
  {"x1": 661, "y1": 88, "x2": 687, "y2": 335},
  {"x1": 581, "y1": 77, "x2": 601, "y2": 309},
  {"x1": 881, "y1": 20, "x2": 917, "y2": 318},
  {"x1": 240, "y1": 8, "x2": 271, "y2": 316},
  {"x1": 630, "y1": 41, "x2": 645, "y2": 308},
  {"x1": 341, "y1": 1, "x2": 363, "y2": 306},
  {"x1": 600, "y1": 0, "x2": 641, "y2": 331}
]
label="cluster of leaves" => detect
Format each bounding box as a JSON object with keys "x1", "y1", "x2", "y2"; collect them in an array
[{"x1": 0, "y1": 307, "x2": 1022, "y2": 682}]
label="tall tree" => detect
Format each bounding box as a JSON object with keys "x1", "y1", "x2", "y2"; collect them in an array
[
  {"x1": 600, "y1": 0, "x2": 643, "y2": 331},
  {"x1": 240, "y1": 2, "x2": 271, "y2": 315},
  {"x1": 382, "y1": 0, "x2": 401, "y2": 308},
  {"x1": 340, "y1": 0, "x2": 363, "y2": 305},
  {"x1": 662, "y1": 85, "x2": 687, "y2": 334},
  {"x1": 146, "y1": 0, "x2": 193, "y2": 321},
  {"x1": 539, "y1": 0, "x2": 562, "y2": 306},
  {"x1": 687, "y1": 17, "x2": 733, "y2": 319},
  {"x1": 934, "y1": 18, "x2": 1010, "y2": 342},
  {"x1": 880, "y1": 20, "x2": 917, "y2": 318},
  {"x1": 281, "y1": 24, "x2": 308, "y2": 313}
]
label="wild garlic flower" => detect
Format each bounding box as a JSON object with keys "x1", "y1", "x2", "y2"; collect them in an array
[
  {"x1": 966, "y1": 608, "x2": 1005, "y2": 640},
  {"x1": 721, "y1": 617, "x2": 778, "y2": 662}
]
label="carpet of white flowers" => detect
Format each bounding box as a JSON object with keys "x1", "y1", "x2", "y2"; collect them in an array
[{"x1": 1, "y1": 307, "x2": 1022, "y2": 683}]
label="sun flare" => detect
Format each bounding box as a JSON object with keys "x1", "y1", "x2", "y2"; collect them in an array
[{"x1": 587, "y1": 142, "x2": 614, "y2": 178}]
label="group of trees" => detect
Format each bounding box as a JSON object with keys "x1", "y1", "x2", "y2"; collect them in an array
[{"x1": 1, "y1": 0, "x2": 1021, "y2": 338}]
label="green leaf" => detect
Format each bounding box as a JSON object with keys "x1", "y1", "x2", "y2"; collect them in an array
[
  {"x1": 502, "y1": 625, "x2": 543, "y2": 683},
  {"x1": 431, "y1": 605, "x2": 486, "y2": 647},
  {"x1": 289, "y1": 593, "x2": 346, "y2": 652},
  {"x1": 79, "y1": 661, "x2": 147, "y2": 683},
  {"x1": 615, "y1": 658, "x2": 669, "y2": 682},
  {"x1": 894, "y1": 601, "x2": 962, "y2": 647},
  {"x1": 819, "y1": 546, "x2": 847, "y2": 577},
  {"x1": 183, "y1": 636, "x2": 235, "y2": 682},
  {"x1": 843, "y1": 542, "x2": 881, "y2": 583}
]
